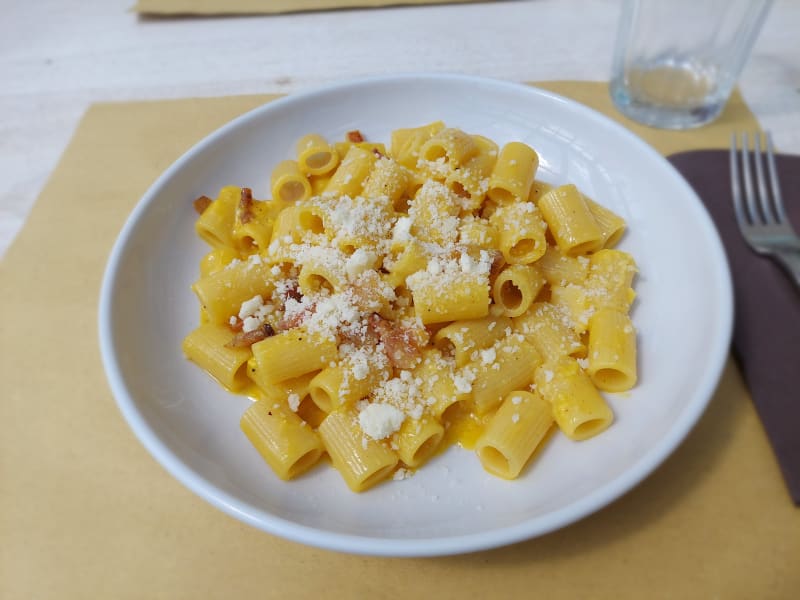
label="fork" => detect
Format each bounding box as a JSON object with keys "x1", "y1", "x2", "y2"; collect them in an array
[{"x1": 730, "y1": 132, "x2": 800, "y2": 292}]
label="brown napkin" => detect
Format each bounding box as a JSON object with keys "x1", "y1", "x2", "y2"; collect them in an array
[
  {"x1": 668, "y1": 150, "x2": 800, "y2": 505},
  {"x1": 134, "y1": 0, "x2": 480, "y2": 16}
]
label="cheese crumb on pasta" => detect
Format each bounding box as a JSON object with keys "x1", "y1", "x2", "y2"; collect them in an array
[{"x1": 359, "y1": 403, "x2": 406, "y2": 440}]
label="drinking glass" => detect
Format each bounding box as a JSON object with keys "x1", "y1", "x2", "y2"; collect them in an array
[{"x1": 610, "y1": 0, "x2": 773, "y2": 129}]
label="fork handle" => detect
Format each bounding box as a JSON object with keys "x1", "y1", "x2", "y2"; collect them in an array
[{"x1": 774, "y1": 250, "x2": 800, "y2": 293}]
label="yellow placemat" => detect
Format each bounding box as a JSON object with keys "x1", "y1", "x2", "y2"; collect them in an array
[
  {"x1": 1, "y1": 82, "x2": 798, "y2": 599},
  {"x1": 134, "y1": 0, "x2": 481, "y2": 16}
]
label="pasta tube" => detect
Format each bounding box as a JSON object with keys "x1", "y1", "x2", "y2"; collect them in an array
[
  {"x1": 296, "y1": 134, "x2": 339, "y2": 176},
  {"x1": 390, "y1": 121, "x2": 445, "y2": 169},
  {"x1": 419, "y1": 127, "x2": 479, "y2": 168},
  {"x1": 324, "y1": 146, "x2": 377, "y2": 197},
  {"x1": 528, "y1": 179, "x2": 554, "y2": 203},
  {"x1": 362, "y1": 157, "x2": 410, "y2": 206},
  {"x1": 433, "y1": 315, "x2": 512, "y2": 367},
  {"x1": 534, "y1": 357, "x2": 614, "y2": 441},
  {"x1": 247, "y1": 361, "x2": 317, "y2": 405},
  {"x1": 407, "y1": 267, "x2": 490, "y2": 324},
  {"x1": 194, "y1": 185, "x2": 240, "y2": 249},
  {"x1": 384, "y1": 240, "x2": 428, "y2": 289},
  {"x1": 535, "y1": 246, "x2": 590, "y2": 286},
  {"x1": 199, "y1": 247, "x2": 240, "y2": 278},
  {"x1": 587, "y1": 308, "x2": 637, "y2": 392},
  {"x1": 492, "y1": 264, "x2": 545, "y2": 317},
  {"x1": 191, "y1": 258, "x2": 274, "y2": 325},
  {"x1": 470, "y1": 336, "x2": 542, "y2": 414},
  {"x1": 476, "y1": 390, "x2": 553, "y2": 479},
  {"x1": 309, "y1": 173, "x2": 332, "y2": 196},
  {"x1": 270, "y1": 159, "x2": 312, "y2": 203},
  {"x1": 490, "y1": 201, "x2": 548, "y2": 265},
  {"x1": 539, "y1": 184, "x2": 603, "y2": 256},
  {"x1": 408, "y1": 180, "x2": 461, "y2": 245},
  {"x1": 583, "y1": 196, "x2": 626, "y2": 248},
  {"x1": 513, "y1": 302, "x2": 585, "y2": 362},
  {"x1": 182, "y1": 324, "x2": 252, "y2": 392},
  {"x1": 271, "y1": 204, "x2": 326, "y2": 243},
  {"x1": 410, "y1": 348, "x2": 471, "y2": 418},
  {"x1": 396, "y1": 418, "x2": 445, "y2": 468},
  {"x1": 487, "y1": 142, "x2": 539, "y2": 204},
  {"x1": 232, "y1": 198, "x2": 273, "y2": 252},
  {"x1": 318, "y1": 409, "x2": 398, "y2": 492},
  {"x1": 549, "y1": 283, "x2": 593, "y2": 334},
  {"x1": 458, "y1": 215, "x2": 499, "y2": 250},
  {"x1": 251, "y1": 328, "x2": 338, "y2": 384},
  {"x1": 308, "y1": 363, "x2": 390, "y2": 413},
  {"x1": 298, "y1": 251, "x2": 348, "y2": 295},
  {"x1": 446, "y1": 135, "x2": 498, "y2": 210},
  {"x1": 241, "y1": 402, "x2": 324, "y2": 480},
  {"x1": 587, "y1": 249, "x2": 637, "y2": 312}
]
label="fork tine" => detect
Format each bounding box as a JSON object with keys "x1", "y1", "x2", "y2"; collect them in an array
[
  {"x1": 740, "y1": 132, "x2": 760, "y2": 224},
  {"x1": 765, "y1": 132, "x2": 789, "y2": 223},
  {"x1": 730, "y1": 133, "x2": 748, "y2": 229},
  {"x1": 754, "y1": 133, "x2": 775, "y2": 224}
]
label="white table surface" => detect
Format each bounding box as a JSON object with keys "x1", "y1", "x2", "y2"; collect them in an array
[{"x1": 1, "y1": 0, "x2": 798, "y2": 258}]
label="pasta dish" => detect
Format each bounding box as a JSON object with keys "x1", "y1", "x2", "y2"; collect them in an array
[{"x1": 182, "y1": 123, "x2": 638, "y2": 492}]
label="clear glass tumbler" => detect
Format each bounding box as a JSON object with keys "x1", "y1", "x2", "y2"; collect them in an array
[{"x1": 610, "y1": 0, "x2": 773, "y2": 129}]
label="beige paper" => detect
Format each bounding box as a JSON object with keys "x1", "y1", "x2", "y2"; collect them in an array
[
  {"x1": 1, "y1": 83, "x2": 798, "y2": 599},
  {"x1": 135, "y1": 0, "x2": 481, "y2": 16}
]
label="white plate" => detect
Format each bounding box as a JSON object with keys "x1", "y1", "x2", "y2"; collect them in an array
[{"x1": 98, "y1": 74, "x2": 733, "y2": 556}]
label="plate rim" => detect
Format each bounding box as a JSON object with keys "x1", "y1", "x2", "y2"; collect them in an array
[{"x1": 98, "y1": 72, "x2": 734, "y2": 557}]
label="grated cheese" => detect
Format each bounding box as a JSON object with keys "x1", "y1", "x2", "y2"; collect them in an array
[
  {"x1": 287, "y1": 393, "x2": 301, "y2": 412},
  {"x1": 238, "y1": 295, "x2": 264, "y2": 320},
  {"x1": 358, "y1": 403, "x2": 405, "y2": 440},
  {"x1": 480, "y1": 347, "x2": 496, "y2": 366}
]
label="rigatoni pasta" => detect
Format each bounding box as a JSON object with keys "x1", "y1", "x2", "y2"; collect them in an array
[
  {"x1": 296, "y1": 134, "x2": 339, "y2": 176},
  {"x1": 182, "y1": 323, "x2": 253, "y2": 391},
  {"x1": 492, "y1": 264, "x2": 545, "y2": 317},
  {"x1": 271, "y1": 160, "x2": 312, "y2": 203},
  {"x1": 487, "y1": 142, "x2": 539, "y2": 204},
  {"x1": 241, "y1": 402, "x2": 325, "y2": 480},
  {"x1": 476, "y1": 391, "x2": 553, "y2": 479},
  {"x1": 539, "y1": 184, "x2": 604, "y2": 256},
  {"x1": 183, "y1": 124, "x2": 639, "y2": 492},
  {"x1": 534, "y1": 357, "x2": 614, "y2": 441}
]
